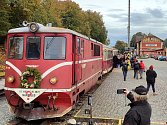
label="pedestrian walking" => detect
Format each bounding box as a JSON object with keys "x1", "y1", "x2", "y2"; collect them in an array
[
  {"x1": 123, "y1": 85, "x2": 152, "y2": 125},
  {"x1": 122, "y1": 61, "x2": 128, "y2": 81},
  {"x1": 127, "y1": 58, "x2": 131, "y2": 70},
  {"x1": 146, "y1": 65, "x2": 157, "y2": 95},
  {"x1": 133, "y1": 60, "x2": 140, "y2": 79},
  {"x1": 139, "y1": 60, "x2": 145, "y2": 79},
  {"x1": 117, "y1": 54, "x2": 121, "y2": 68},
  {"x1": 113, "y1": 55, "x2": 118, "y2": 68}
]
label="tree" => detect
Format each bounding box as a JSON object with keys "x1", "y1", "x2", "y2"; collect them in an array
[
  {"x1": 115, "y1": 40, "x2": 127, "y2": 53},
  {"x1": 5, "y1": 0, "x2": 108, "y2": 45},
  {"x1": 9, "y1": 0, "x2": 52, "y2": 27},
  {"x1": 105, "y1": 38, "x2": 110, "y2": 45},
  {"x1": 0, "y1": 0, "x2": 11, "y2": 36},
  {"x1": 85, "y1": 10, "x2": 107, "y2": 44},
  {"x1": 60, "y1": 1, "x2": 83, "y2": 31},
  {"x1": 130, "y1": 32, "x2": 146, "y2": 48}
]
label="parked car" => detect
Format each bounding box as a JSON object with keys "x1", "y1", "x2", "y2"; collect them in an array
[{"x1": 158, "y1": 56, "x2": 167, "y2": 61}]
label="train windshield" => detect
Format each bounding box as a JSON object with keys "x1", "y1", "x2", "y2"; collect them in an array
[
  {"x1": 8, "y1": 37, "x2": 24, "y2": 59},
  {"x1": 26, "y1": 37, "x2": 40, "y2": 59},
  {"x1": 44, "y1": 37, "x2": 66, "y2": 60}
]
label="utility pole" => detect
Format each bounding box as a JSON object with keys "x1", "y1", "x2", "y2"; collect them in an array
[{"x1": 128, "y1": 0, "x2": 130, "y2": 48}]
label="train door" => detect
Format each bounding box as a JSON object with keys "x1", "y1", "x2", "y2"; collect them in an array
[{"x1": 73, "y1": 36, "x2": 82, "y2": 84}]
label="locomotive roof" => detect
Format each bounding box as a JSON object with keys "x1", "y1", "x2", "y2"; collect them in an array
[
  {"x1": 103, "y1": 45, "x2": 114, "y2": 50},
  {"x1": 8, "y1": 23, "x2": 102, "y2": 45}
]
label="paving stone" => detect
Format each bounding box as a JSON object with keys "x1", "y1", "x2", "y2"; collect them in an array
[{"x1": 75, "y1": 58, "x2": 167, "y2": 124}]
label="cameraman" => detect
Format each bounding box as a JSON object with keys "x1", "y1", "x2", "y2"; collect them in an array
[{"x1": 123, "y1": 85, "x2": 152, "y2": 125}]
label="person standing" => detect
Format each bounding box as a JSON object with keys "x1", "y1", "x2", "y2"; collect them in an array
[
  {"x1": 139, "y1": 60, "x2": 145, "y2": 79},
  {"x1": 113, "y1": 55, "x2": 118, "y2": 68},
  {"x1": 122, "y1": 61, "x2": 128, "y2": 81},
  {"x1": 146, "y1": 65, "x2": 157, "y2": 95},
  {"x1": 123, "y1": 85, "x2": 152, "y2": 125},
  {"x1": 133, "y1": 60, "x2": 140, "y2": 79},
  {"x1": 127, "y1": 58, "x2": 131, "y2": 70}
]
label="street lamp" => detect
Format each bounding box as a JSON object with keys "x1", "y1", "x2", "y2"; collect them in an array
[{"x1": 128, "y1": 0, "x2": 130, "y2": 48}]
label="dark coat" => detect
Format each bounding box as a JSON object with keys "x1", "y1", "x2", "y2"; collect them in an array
[
  {"x1": 122, "y1": 63, "x2": 128, "y2": 72},
  {"x1": 133, "y1": 62, "x2": 140, "y2": 70},
  {"x1": 146, "y1": 69, "x2": 157, "y2": 83},
  {"x1": 123, "y1": 92, "x2": 152, "y2": 125}
]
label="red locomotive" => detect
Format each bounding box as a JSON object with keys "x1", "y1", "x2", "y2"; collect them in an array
[{"x1": 4, "y1": 22, "x2": 114, "y2": 120}]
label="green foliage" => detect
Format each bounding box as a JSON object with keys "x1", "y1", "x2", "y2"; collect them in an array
[
  {"x1": 0, "y1": 0, "x2": 11, "y2": 36},
  {"x1": 1, "y1": 0, "x2": 108, "y2": 44},
  {"x1": 130, "y1": 32, "x2": 146, "y2": 48},
  {"x1": 115, "y1": 40, "x2": 127, "y2": 53},
  {"x1": 85, "y1": 10, "x2": 107, "y2": 43}
]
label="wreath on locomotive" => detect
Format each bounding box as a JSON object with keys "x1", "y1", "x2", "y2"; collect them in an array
[{"x1": 20, "y1": 67, "x2": 42, "y2": 88}]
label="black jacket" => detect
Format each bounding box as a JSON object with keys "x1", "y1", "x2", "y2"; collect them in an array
[
  {"x1": 146, "y1": 69, "x2": 157, "y2": 83},
  {"x1": 123, "y1": 92, "x2": 152, "y2": 125},
  {"x1": 133, "y1": 62, "x2": 140, "y2": 70},
  {"x1": 122, "y1": 63, "x2": 128, "y2": 72}
]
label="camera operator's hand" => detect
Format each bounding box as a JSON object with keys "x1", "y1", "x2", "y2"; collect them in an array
[{"x1": 123, "y1": 88, "x2": 130, "y2": 96}]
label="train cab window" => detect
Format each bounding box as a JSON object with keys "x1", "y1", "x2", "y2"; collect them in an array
[
  {"x1": 77, "y1": 38, "x2": 80, "y2": 54},
  {"x1": 44, "y1": 37, "x2": 66, "y2": 60},
  {"x1": 8, "y1": 37, "x2": 24, "y2": 59},
  {"x1": 94, "y1": 44, "x2": 100, "y2": 56},
  {"x1": 81, "y1": 40, "x2": 84, "y2": 58},
  {"x1": 26, "y1": 37, "x2": 40, "y2": 59},
  {"x1": 108, "y1": 50, "x2": 113, "y2": 59},
  {"x1": 91, "y1": 43, "x2": 93, "y2": 56}
]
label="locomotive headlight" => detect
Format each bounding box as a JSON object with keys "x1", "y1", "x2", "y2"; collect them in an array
[
  {"x1": 50, "y1": 77, "x2": 57, "y2": 84},
  {"x1": 28, "y1": 22, "x2": 39, "y2": 32},
  {"x1": 7, "y1": 76, "x2": 15, "y2": 83}
]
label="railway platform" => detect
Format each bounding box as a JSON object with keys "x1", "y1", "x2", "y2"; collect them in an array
[{"x1": 74, "y1": 59, "x2": 167, "y2": 125}]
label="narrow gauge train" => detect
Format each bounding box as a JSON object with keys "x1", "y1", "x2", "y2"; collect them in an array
[{"x1": 4, "y1": 22, "x2": 114, "y2": 120}]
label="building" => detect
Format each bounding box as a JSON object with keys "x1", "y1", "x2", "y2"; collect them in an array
[{"x1": 136, "y1": 33, "x2": 164, "y2": 57}]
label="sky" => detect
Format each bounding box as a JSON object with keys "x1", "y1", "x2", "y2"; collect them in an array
[{"x1": 73, "y1": 0, "x2": 167, "y2": 46}]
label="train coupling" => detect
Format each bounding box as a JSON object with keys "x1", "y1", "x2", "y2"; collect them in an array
[{"x1": 23, "y1": 102, "x2": 34, "y2": 110}]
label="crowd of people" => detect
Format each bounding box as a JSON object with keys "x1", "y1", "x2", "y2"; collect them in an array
[
  {"x1": 113, "y1": 54, "x2": 158, "y2": 125},
  {"x1": 66, "y1": 54, "x2": 160, "y2": 125},
  {"x1": 113, "y1": 54, "x2": 158, "y2": 95}
]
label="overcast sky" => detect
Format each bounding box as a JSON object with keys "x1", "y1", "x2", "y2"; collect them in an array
[{"x1": 73, "y1": 0, "x2": 167, "y2": 46}]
